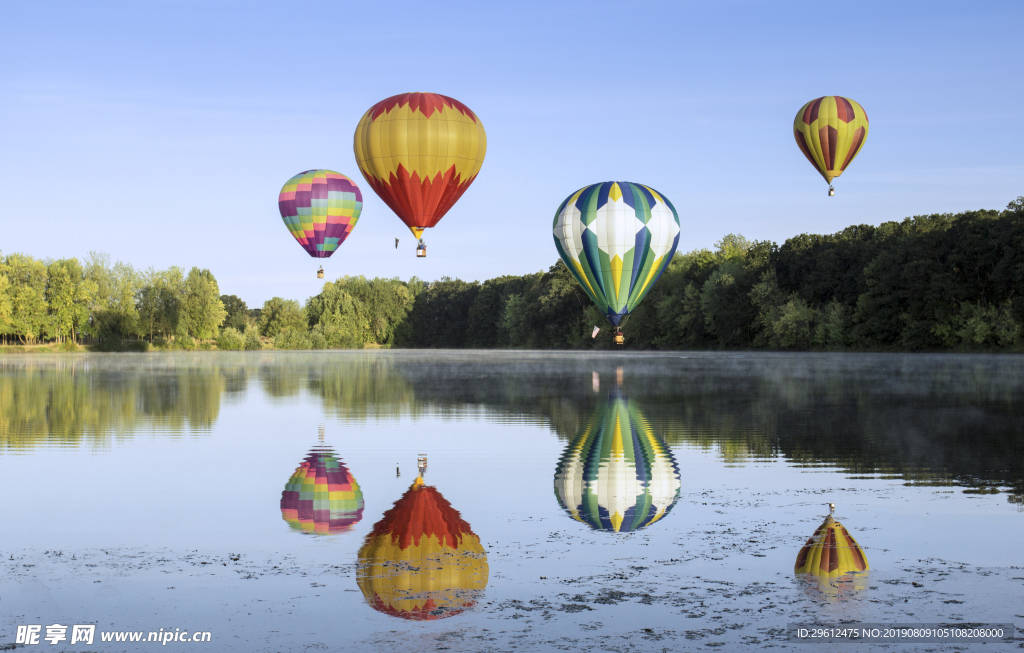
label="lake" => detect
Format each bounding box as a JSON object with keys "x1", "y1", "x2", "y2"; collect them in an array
[{"x1": 1, "y1": 351, "x2": 1022, "y2": 651}]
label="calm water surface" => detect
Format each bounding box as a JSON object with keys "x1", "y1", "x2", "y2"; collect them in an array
[{"x1": 1, "y1": 351, "x2": 1022, "y2": 652}]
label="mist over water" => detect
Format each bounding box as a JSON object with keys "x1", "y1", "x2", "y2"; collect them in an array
[{"x1": 1, "y1": 351, "x2": 1021, "y2": 651}]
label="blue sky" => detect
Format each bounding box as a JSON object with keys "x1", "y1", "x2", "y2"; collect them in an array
[{"x1": 2, "y1": 1, "x2": 1021, "y2": 305}]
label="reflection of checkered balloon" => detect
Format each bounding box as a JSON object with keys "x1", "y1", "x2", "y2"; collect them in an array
[
  {"x1": 278, "y1": 170, "x2": 362, "y2": 258},
  {"x1": 280, "y1": 446, "x2": 363, "y2": 534}
]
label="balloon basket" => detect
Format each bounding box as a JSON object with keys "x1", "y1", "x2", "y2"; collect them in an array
[
  {"x1": 828, "y1": 185, "x2": 835, "y2": 197},
  {"x1": 613, "y1": 328, "x2": 624, "y2": 346},
  {"x1": 416, "y1": 241, "x2": 427, "y2": 258},
  {"x1": 317, "y1": 266, "x2": 325, "y2": 279}
]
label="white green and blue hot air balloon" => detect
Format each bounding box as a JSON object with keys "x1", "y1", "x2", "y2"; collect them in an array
[{"x1": 553, "y1": 182, "x2": 680, "y2": 332}]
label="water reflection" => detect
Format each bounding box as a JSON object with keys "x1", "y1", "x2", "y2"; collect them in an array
[
  {"x1": 0, "y1": 357, "x2": 236, "y2": 450},
  {"x1": 279, "y1": 428, "x2": 364, "y2": 535},
  {"x1": 356, "y1": 466, "x2": 488, "y2": 620},
  {"x1": 554, "y1": 391, "x2": 680, "y2": 532},
  {"x1": 794, "y1": 503, "x2": 870, "y2": 599},
  {"x1": 3, "y1": 353, "x2": 1023, "y2": 506}
]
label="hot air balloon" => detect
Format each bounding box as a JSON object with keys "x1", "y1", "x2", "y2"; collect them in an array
[
  {"x1": 353, "y1": 92, "x2": 486, "y2": 257},
  {"x1": 553, "y1": 182, "x2": 680, "y2": 345},
  {"x1": 794, "y1": 503, "x2": 869, "y2": 598},
  {"x1": 280, "y1": 439, "x2": 364, "y2": 535},
  {"x1": 278, "y1": 170, "x2": 363, "y2": 277},
  {"x1": 357, "y1": 464, "x2": 488, "y2": 620},
  {"x1": 554, "y1": 390, "x2": 680, "y2": 532},
  {"x1": 793, "y1": 96, "x2": 869, "y2": 196}
]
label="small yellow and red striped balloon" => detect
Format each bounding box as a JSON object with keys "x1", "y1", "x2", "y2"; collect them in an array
[
  {"x1": 794, "y1": 514, "x2": 869, "y2": 578},
  {"x1": 356, "y1": 476, "x2": 488, "y2": 620},
  {"x1": 793, "y1": 96, "x2": 869, "y2": 185}
]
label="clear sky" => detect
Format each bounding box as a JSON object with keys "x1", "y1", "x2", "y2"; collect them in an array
[{"x1": 2, "y1": 1, "x2": 1021, "y2": 306}]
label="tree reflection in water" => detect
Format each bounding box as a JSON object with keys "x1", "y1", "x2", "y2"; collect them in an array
[{"x1": 2, "y1": 352, "x2": 1021, "y2": 507}]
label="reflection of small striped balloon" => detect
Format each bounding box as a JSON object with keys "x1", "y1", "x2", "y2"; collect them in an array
[
  {"x1": 280, "y1": 446, "x2": 363, "y2": 534},
  {"x1": 357, "y1": 477, "x2": 488, "y2": 620},
  {"x1": 794, "y1": 514, "x2": 870, "y2": 600},
  {"x1": 554, "y1": 391, "x2": 680, "y2": 532},
  {"x1": 795, "y1": 515, "x2": 869, "y2": 577}
]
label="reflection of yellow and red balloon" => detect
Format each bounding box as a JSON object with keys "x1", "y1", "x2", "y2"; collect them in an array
[
  {"x1": 357, "y1": 476, "x2": 488, "y2": 620},
  {"x1": 795, "y1": 509, "x2": 869, "y2": 599},
  {"x1": 280, "y1": 445, "x2": 364, "y2": 534}
]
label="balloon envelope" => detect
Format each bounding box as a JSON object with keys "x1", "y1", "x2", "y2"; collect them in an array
[
  {"x1": 280, "y1": 445, "x2": 364, "y2": 534},
  {"x1": 278, "y1": 170, "x2": 362, "y2": 258},
  {"x1": 353, "y1": 92, "x2": 486, "y2": 239},
  {"x1": 555, "y1": 391, "x2": 680, "y2": 532},
  {"x1": 794, "y1": 513, "x2": 870, "y2": 599},
  {"x1": 794, "y1": 514, "x2": 869, "y2": 577},
  {"x1": 553, "y1": 182, "x2": 680, "y2": 327},
  {"x1": 793, "y1": 96, "x2": 869, "y2": 184},
  {"x1": 357, "y1": 477, "x2": 488, "y2": 620}
]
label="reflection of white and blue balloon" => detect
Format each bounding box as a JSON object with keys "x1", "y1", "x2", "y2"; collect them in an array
[{"x1": 554, "y1": 392, "x2": 680, "y2": 532}]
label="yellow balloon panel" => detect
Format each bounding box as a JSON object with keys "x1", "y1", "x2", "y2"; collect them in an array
[{"x1": 354, "y1": 96, "x2": 486, "y2": 188}]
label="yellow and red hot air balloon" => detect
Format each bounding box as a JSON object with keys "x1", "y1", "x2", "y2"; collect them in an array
[
  {"x1": 356, "y1": 475, "x2": 488, "y2": 620},
  {"x1": 793, "y1": 96, "x2": 869, "y2": 196},
  {"x1": 794, "y1": 504, "x2": 869, "y2": 599},
  {"x1": 353, "y1": 92, "x2": 486, "y2": 257}
]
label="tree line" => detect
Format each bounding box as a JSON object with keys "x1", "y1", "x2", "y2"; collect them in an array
[{"x1": 2, "y1": 196, "x2": 1022, "y2": 352}]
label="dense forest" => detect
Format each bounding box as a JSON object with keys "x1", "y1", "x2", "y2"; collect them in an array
[{"x1": 2, "y1": 197, "x2": 1022, "y2": 352}]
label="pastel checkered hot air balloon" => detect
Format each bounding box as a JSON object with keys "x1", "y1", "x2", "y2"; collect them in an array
[
  {"x1": 353, "y1": 92, "x2": 486, "y2": 257},
  {"x1": 554, "y1": 391, "x2": 680, "y2": 533},
  {"x1": 794, "y1": 504, "x2": 869, "y2": 598},
  {"x1": 793, "y1": 96, "x2": 870, "y2": 196},
  {"x1": 357, "y1": 475, "x2": 488, "y2": 620},
  {"x1": 280, "y1": 444, "x2": 364, "y2": 534},
  {"x1": 278, "y1": 170, "x2": 362, "y2": 275},
  {"x1": 553, "y1": 182, "x2": 680, "y2": 343}
]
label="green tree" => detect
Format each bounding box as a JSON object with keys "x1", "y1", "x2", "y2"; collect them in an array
[
  {"x1": 258, "y1": 297, "x2": 306, "y2": 337},
  {"x1": 220, "y1": 294, "x2": 249, "y2": 331},
  {"x1": 2, "y1": 254, "x2": 50, "y2": 344},
  {"x1": 181, "y1": 267, "x2": 226, "y2": 339},
  {"x1": 0, "y1": 266, "x2": 12, "y2": 344}
]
